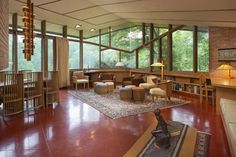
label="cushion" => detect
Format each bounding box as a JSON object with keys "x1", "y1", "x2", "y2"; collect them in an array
[
  {"x1": 224, "y1": 111, "x2": 236, "y2": 123},
  {"x1": 229, "y1": 123, "x2": 236, "y2": 144},
  {"x1": 150, "y1": 88, "x2": 166, "y2": 96},
  {"x1": 76, "y1": 79, "x2": 88, "y2": 83},
  {"x1": 139, "y1": 83, "x2": 156, "y2": 89},
  {"x1": 73, "y1": 71, "x2": 84, "y2": 79}
]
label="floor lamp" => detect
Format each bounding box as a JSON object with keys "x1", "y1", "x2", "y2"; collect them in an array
[
  {"x1": 217, "y1": 63, "x2": 235, "y2": 79},
  {"x1": 151, "y1": 61, "x2": 164, "y2": 80}
]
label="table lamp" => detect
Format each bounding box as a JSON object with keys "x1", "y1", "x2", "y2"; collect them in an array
[
  {"x1": 217, "y1": 63, "x2": 235, "y2": 79},
  {"x1": 151, "y1": 61, "x2": 164, "y2": 80},
  {"x1": 115, "y1": 62, "x2": 124, "y2": 67}
]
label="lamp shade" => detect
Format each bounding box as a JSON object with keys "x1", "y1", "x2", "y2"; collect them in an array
[
  {"x1": 151, "y1": 62, "x2": 164, "y2": 67},
  {"x1": 217, "y1": 63, "x2": 235, "y2": 70},
  {"x1": 115, "y1": 62, "x2": 124, "y2": 67}
]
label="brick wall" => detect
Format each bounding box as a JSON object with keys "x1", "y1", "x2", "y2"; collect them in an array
[
  {"x1": 0, "y1": 0, "x2": 9, "y2": 70},
  {"x1": 209, "y1": 26, "x2": 236, "y2": 77}
]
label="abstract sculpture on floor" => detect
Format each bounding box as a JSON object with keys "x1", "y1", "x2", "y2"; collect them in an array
[{"x1": 151, "y1": 109, "x2": 171, "y2": 149}]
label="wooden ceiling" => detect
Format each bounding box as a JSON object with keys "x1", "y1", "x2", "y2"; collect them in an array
[{"x1": 9, "y1": 0, "x2": 236, "y2": 37}]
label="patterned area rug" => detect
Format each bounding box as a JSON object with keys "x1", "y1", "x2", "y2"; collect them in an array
[
  {"x1": 124, "y1": 121, "x2": 211, "y2": 157},
  {"x1": 69, "y1": 88, "x2": 190, "y2": 119}
]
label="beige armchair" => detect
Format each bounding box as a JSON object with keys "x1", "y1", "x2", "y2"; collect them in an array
[
  {"x1": 149, "y1": 80, "x2": 172, "y2": 102},
  {"x1": 139, "y1": 75, "x2": 158, "y2": 90},
  {"x1": 72, "y1": 71, "x2": 89, "y2": 90}
]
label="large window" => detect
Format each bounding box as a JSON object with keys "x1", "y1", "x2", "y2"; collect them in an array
[
  {"x1": 48, "y1": 38, "x2": 54, "y2": 71},
  {"x1": 83, "y1": 43, "x2": 99, "y2": 69},
  {"x1": 138, "y1": 48, "x2": 150, "y2": 69},
  {"x1": 69, "y1": 41, "x2": 80, "y2": 69},
  {"x1": 18, "y1": 35, "x2": 42, "y2": 72},
  {"x1": 198, "y1": 31, "x2": 209, "y2": 72},
  {"x1": 172, "y1": 30, "x2": 193, "y2": 71},
  {"x1": 121, "y1": 52, "x2": 135, "y2": 68},
  {"x1": 101, "y1": 49, "x2": 119, "y2": 68},
  {"x1": 161, "y1": 36, "x2": 168, "y2": 70},
  {"x1": 4, "y1": 34, "x2": 13, "y2": 71}
]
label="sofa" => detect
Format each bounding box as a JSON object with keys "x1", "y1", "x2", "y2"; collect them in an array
[{"x1": 220, "y1": 98, "x2": 236, "y2": 157}]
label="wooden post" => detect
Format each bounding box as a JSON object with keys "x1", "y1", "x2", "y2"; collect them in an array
[
  {"x1": 136, "y1": 49, "x2": 139, "y2": 69},
  {"x1": 109, "y1": 26, "x2": 111, "y2": 47},
  {"x1": 12, "y1": 13, "x2": 18, "y2": 72},
  {"x1": 167, "y1": 24, "x2": 173, "y2": 71},
  {"x1": 41, "y1": 20, "x2": 47, "y2": 77},
  {"x1": 62, "y1": 25, "x2": 67, "y2": 38},
  {"x1": 99, "y1": 29, "x2": 102, "y2": 68},
  {"x1": 142, "y1": 23, "x2": 146, "y2": 45},
  {"x1": 150, "y1": 23, "x2": 154, "y2": 71},
  {"x1": 193, "y1": 26, "x2": 198, "y2": 73},
  {"x1": 79, "y1": 30, "x2": 83, "y2": 69},
  {"x1": 158, "y1": 38, "x2": 162, "y2": 62}
]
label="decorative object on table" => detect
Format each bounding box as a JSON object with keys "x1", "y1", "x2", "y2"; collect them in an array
[
  {"x1": 69, "y1": 88, "x2": 190, "y2": 119},
  {"x1": 124, "y1": 121, "x2": 211, "y2": 157},
  {"x1": 22, "y1": 0, "x2": 35, "y2": 61},
  {"x1": 151, "y1": 60, "x2": 164, "y2": 80},
  {"x1": 217, "y1": 63, "x2": 235, "y2": 79},
  {"x1": 151, "y1": 109, "x2": 171, "y2": 149},
  {"x1": 218, "y1": 48, "x2": 236, "y2": 61},
  {"x1": 115, "y1": 62, "x2": 124, "y2": 67}
]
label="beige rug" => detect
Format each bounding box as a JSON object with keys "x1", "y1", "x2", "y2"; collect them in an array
[{"x1": 69, "y1": 88, "x2": 190, "y2": 119}]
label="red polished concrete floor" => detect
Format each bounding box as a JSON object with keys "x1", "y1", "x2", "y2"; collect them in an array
[{"x1": 0, "y1": 90, "x2": 231, "y2": 157}]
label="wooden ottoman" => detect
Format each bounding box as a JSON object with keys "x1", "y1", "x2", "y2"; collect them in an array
[
  {"x1": 132, "y1": 87, "x2": 145, "y2": 101},
  {"x1": 106, "y1": 82, "x2": 114, "y2": 92},
  {"x1": 119, "y1": 85, "x2": 136, "y2": 101},
  {"x1": 94, "y1": 82, "x2": 108, "y2": 94}
]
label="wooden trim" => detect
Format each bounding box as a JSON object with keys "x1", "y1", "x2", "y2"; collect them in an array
[
  {"x1": 193, "y1": 26, "x2": 198, "y2": 73},
  {"x1": 150, "y1": 23, "x2": 154, "y2": 71},
  {"x1": 142, "y1": 23, "x2": 145, "y2": 45},
  {"x1": 99, "y1": 29, "x2": 101, "y2": 68},
  {"x1": 136, "y1": 50, "x2": 139, "y2": 69},
  {"x1": 12, "y1": 13, "x2": 18, "y2": 72},
  {"x1": 109, "y1": 26, "x2": 111, "y2": 47},
  {"x1": 63, "y1": 25, "x2": 67, "y2": 38},
  {"x1": 132, "y1": 25, "x2": 185, "y2": 52},
  {"x1": 79, "y1": 30, "x2": 83, "y2": 69},
  {"x1": 41, "y1": 20, "x2": 47, "y2": 77},
  {"x1": 167, "y1": 24, "x2": 173, "y2": 71}
]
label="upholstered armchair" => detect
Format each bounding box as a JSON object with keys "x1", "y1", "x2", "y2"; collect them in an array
[
  {"x1": 139, "y1": 75, "x2": 158, "y2": 90},
  {"x1": 149, "y1": 80, "x2": 172, "y2": 102},
  {"x1": 72, "y1": 71, "x2": 89, "y2": 90},
  {"x1": 99, "y1": 73, "x2": 116, "y2": 88}
]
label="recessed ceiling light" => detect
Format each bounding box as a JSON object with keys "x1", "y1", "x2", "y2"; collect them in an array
[
  {"x1": 75, "y1": 24, "x2": 81, "y2": 29},
  {"x1": 90, "y1": 28, "x2": 96, "y2": 32}
]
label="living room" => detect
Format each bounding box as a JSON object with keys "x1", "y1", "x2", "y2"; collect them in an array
[{"x1": 0, "y1": 0, "x2": 236, "y2": 157}]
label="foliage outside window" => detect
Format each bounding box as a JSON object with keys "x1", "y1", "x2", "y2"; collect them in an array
[
  {"x1": 18, "y1": 35, "x2": 42, "y2": 72},
  {"x1": 138, "y1": 48, "x2": 150, "y2": 69},
  {"x1": 161, "y1": 36, "x2": 168, "y2": 70},
  {"x1": 83, "y1": 43, "x2": 99, "y2": 69},
  {"x1": 84, "y1": 36, "x2": 99, "y2": 44},
  {"x1": 198, "y1": 31, "x2": 209, "y2": 72},
  {"x1": 121, "y1": 52, "x2": 135, "y2": 68},
  {"x1": 69, "y1": 41, "x2": 80, "y2": 69},
  {"x1": 101, "y1": 34, "x2": 109, "y2": 46},
  {"x1": 101, "y1": 49, "x2": 119, "y2": 68},
  {"x1": 172, "y1": 30, "x2": 193, "y2": 71},
  {"x1": 48, "y1": 38, "x2": 54, "y2": 71}
]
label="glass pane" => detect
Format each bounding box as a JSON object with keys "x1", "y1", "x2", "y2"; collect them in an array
[
  {"x1": 17, "y1": 35, "x2": 42, "y2": 72},
  {"x1": 69, "y1": 41, "x2": 80, "y2": 69},
  {"x1": 153, "y1": 42, "x2": 159, "y2": 63},
  {"x1": 101, "y1": 49, "x2": 119, "y2": 68},
  {"x1": 83, "y1": 43, "x2": 99, "y2": 69},
  {"x1": 173, "y1": 30, "x2": 193, "y2": 71},
  {"x1": 121, "y1": 52, "x2": 135, "y2": 68},
  {"x1": 198, "y1": 31, "x2": 209, "y2": 72},
  {"x1": 84, "y1": 36, "x2": 99, "y2": 44},
  {"x1": 48, "y1": 39, "x2": 54, "y2": 71},
  {"x1": 4, "y1": 34, "x2": 13, "y2": 71},
  {"x1": 138, "y1": 48, "x2": 150, "y2": 69},
  {"x1": 101, "y1": 34, "x2": 109, "y2": 46}
]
